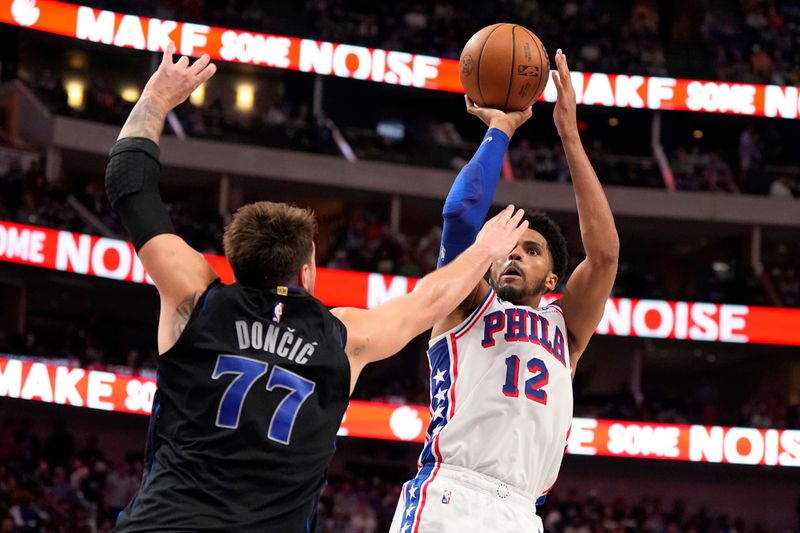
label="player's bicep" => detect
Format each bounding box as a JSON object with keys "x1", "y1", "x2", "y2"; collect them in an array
[
  {"x1": 334, "y1": 296, "x2": 426, "y2": 363},
  {"x1": 138, "y1": 233, "x2": 218, "y2": 306},
  {"x1": 558, "y1": 257, "x2": 617, "y2": 362}
]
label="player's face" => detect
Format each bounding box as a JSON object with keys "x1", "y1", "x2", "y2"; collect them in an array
[{"x1": 488, "y1": 228, "x2": 557, "y2": 304}]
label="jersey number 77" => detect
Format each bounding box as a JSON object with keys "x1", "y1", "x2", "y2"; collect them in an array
[{"x1": 211, "y1": 354, "x2": 316, "y2": 445}]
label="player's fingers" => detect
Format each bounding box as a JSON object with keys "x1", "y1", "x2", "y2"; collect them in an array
[
  {"x1": 161, "y1": 41, "x2": 174, "y2": 65},
  {"x1": 512, "y1": 219, "x2": 530, "y2": 238},
  {"x1": 556, "y1": 49, "x2": 573, "y2": 89},
  {"x1": 177, "y1": 55, "x2": 190, "y2": 68},
  {"x1": 196, "y1": 62, "x2": 217, "y2": 84},
  {"x1": 522, "y1": 106, "x2": 533, "y2": 119},
  {"x1": 496, "y1": 204, "x2": 515, "y2": 224},
  {"x1": 551, "y1": 70, "x2": 563, "y2": 93},
  {"x1": 189, "y1": 54, "x2": 211, "y2": 75},
  {"x1": 509, "y1": 207, "x2": 525, "y2": 228},
  {"x1": 464, "y1": 94, "x2": 475, "y2": 113}
]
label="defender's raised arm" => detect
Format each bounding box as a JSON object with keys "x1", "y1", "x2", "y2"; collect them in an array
[{"x1": 105, "y1": 42, "x2": 218, "y2": 354}]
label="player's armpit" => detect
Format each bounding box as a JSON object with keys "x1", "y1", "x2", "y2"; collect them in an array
[
  {"x1": 430, "y1": 280, "x2": 490, "y2": 339},
  {"x1": 557, "y1": 255, "x2": 617, "y2": 366},
  {"x1": 138, "y1": 234, "x2": 219, "y2": 354}
]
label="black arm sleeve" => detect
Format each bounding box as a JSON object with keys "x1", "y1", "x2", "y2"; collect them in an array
[{"x1": 105, "y1": 137, "x2": 175, "y2": 251}]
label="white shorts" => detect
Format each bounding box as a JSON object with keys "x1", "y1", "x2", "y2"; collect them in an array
[{"x1": 389, "y1": 463, "x2": 544, "y2": 533}]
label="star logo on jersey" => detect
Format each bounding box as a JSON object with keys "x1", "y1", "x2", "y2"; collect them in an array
[
  {"x1": 401, "y1": 525, "x2": 411, "y2": 533},
  {"x1": 434, "y1": 387, "x2": 448, "y2": 403},
  {"x1": 432, "y1": 369, "x2": 446, "y2": 383},
  {"x1": 408, "y1": 485, "x2": 418, "y2": 499},
  {"x1": 405, "y1": 503, "x2": 416, "y2": 517},
  {"x1": 432, "y1": 405, "x2": 444, "y2": 420}
]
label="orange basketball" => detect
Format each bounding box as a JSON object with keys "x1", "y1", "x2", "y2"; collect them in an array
[{"x1": 459, "y1": 23, "x2": 550, "y2": 111}]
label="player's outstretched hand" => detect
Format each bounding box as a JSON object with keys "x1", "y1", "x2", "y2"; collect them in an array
[
  {"x1": 141, "y1": 41, "x2": 217, "y2": 113},
  {"x1": 464, "y1": 95, "x2": 533, "y2": 138},
  {"x1": 551, "y1": 48, "x2": 578, "y2": 140},
  {"x1": 475, "y1": 205, "x2": 529, "y2": 261}
]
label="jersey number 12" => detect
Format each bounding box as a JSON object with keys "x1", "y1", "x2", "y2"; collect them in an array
[
  {"x1": 502, "y1": 354, "x2": 548, "y2": 404},
  {"x1": 211, "y1": 354, "x2": 316, "y2": 445}
]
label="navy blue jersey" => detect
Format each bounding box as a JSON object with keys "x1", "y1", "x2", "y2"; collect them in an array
[{"x1": 115, "y1": 281, "x2": 350, "y2": 532}]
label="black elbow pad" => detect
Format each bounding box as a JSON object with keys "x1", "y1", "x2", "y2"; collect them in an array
[{"x1": 105, "y1": 137, "x2": 175, "y2": 251}]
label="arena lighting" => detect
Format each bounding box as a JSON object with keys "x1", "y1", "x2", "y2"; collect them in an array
[
  {"x1": 2, "y1": 0, "x2": 800, "y2": 119},
  {"x1": 1, "y1": 221, "x2": 800, "y2": 346},
  {"x1": 190, "y1": 82, "x2": 205, "y2": 105},
  {"x1": 235, "y1": 82, "x2": 254, "y2": 110},
  {"x1": 120, "y1": 86, "x2": 140, "y2": 103},
  {"x1": 1, "y1": 355, "x2": 799, "y2": 467},
  {"x1": 64, "y1": 79, "x2": 84, "y2": 108}
]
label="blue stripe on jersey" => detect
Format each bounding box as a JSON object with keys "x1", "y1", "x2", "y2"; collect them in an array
[
  {"x1": 419, "y1": 336, "x2": 452, "y2": 465},
  {"x1": 399, "y1": 462, "x2": 436, "y2": 532},
  {"x1": 454, "y1": 288, "x2": 494, "y2": 336}
]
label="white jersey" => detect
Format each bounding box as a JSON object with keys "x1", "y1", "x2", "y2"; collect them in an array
[{"x1": 417, "y1": 288, "x2": 573, "y2": 501}]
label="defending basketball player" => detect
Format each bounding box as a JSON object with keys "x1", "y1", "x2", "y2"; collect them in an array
[
  {"x1": 390, "y1": 49, "x2": 619, "y2": 532},
  {"x1": 106, "y1": 42, "x2": 530, "y2": 532}
]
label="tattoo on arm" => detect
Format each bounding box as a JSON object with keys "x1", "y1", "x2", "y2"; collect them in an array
[
  {"x1": 118, "y1": 96, "x2": 168, "y2": 143},
  {"x1": 349, "y1": 344, "x2": 365, "y2": 358},
  {"x1": 171, "y1": 291, "x2": 202, "y2": 344}
]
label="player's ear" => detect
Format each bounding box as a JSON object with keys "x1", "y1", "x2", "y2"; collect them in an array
[
  {"x1": 545, "y1": 272, "x2": 558, "y2": 293},
  {"x1": 297, "y1": 264, "x2": 311, "y2": 292},
  {"x1": 297, "y1": 244, "x2": 316, "y2": 293}
]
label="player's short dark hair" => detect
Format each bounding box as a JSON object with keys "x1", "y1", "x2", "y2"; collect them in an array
[
  {"x1": 223, "y1": 201, "x2": 317, "y2": 287},
  {"x1": 524, "y1": 211, "x2": 567, "y2": 281}
]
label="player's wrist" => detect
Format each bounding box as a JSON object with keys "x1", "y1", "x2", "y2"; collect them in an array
[
  {"x1": 488, "y1": 117, "x2": 516, "y2": 138},
  {"x1": 139, "y1": 92, "x2": 172, "y2": 115},
  {"x1": 558, "y1": 128, "x2": 580, "y2": 143}
]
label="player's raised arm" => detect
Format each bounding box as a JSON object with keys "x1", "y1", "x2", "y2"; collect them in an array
[
  {"x1": 105, "y1": 41, "x2": 218, "y2": 354},
  {"x1": 550, "y1": 49, "x2": 619, "y2": 366},
  {"x1": 432, "y1": 97, "x2": 532, "y2": 335},
  {"x1": 332, "y1": 206, "x2": 528, "y2": 390}
]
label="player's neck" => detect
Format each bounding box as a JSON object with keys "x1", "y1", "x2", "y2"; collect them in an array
[{"x1": 509, "y1": 294, "x2": 544, "y2": 309}]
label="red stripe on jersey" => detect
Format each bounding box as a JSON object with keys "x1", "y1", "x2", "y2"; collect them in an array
[
  {"x1": 455, "y1": 290, "x2": 496, "y2": 340},
  {"x1": 413, "y1": 463, "x2": 441, "y2": 533},
  {"x1": 448, "y1": 333, "x2": 459, "y2": 419}
]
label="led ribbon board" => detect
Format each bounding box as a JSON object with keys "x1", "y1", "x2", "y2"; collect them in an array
[
  {"x1": 1, "y1": 356, "x2": 798, "y2": 467},
  {"x1": 2, "y1": 0, "x2": 800, "y2": 118},
  {"x1": 1, "y1": 221, "x2": 799, "y2": 345}
]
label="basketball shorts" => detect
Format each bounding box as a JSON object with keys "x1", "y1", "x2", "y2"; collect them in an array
[{"x1": 389, "y1": 463, "x2": 544, "y2": 533}]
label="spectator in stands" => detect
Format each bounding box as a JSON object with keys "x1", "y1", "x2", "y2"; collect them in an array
[
  {"x1": 510, "y1": 138, "x2": 537, "y2": 180},
  {"x1": 777, "y1": 266, "x2": 799, "y2": 307},
  {"x1": 104, "y1": 462, "x2": 138, "y2": 523},
  {"x1": 769, "y1": 174, "x2": 798, "y2": 198},
  {"x1": 704, "y1": 152, "x2": 739, "y2": 194}
]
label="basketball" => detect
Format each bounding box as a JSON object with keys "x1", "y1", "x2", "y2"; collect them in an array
[{"x1": 459, "y1": 23, "x2": 550, "y2": 111}]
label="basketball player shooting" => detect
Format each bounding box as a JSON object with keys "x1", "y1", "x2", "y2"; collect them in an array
[
  {"x1": 391, "y1": 49, "x2": 619, "y2": 532},
  {"x1": 105, "y1": 42, "x2": 530, "y2": 532}
]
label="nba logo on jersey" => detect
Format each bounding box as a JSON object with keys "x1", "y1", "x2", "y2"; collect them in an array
[
  {"x1": 273, "y1": 302, "x2": 284, "y2": 323},
  {"x1": 441, "y1": 490, "x2": 452, "y2": 504}
]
